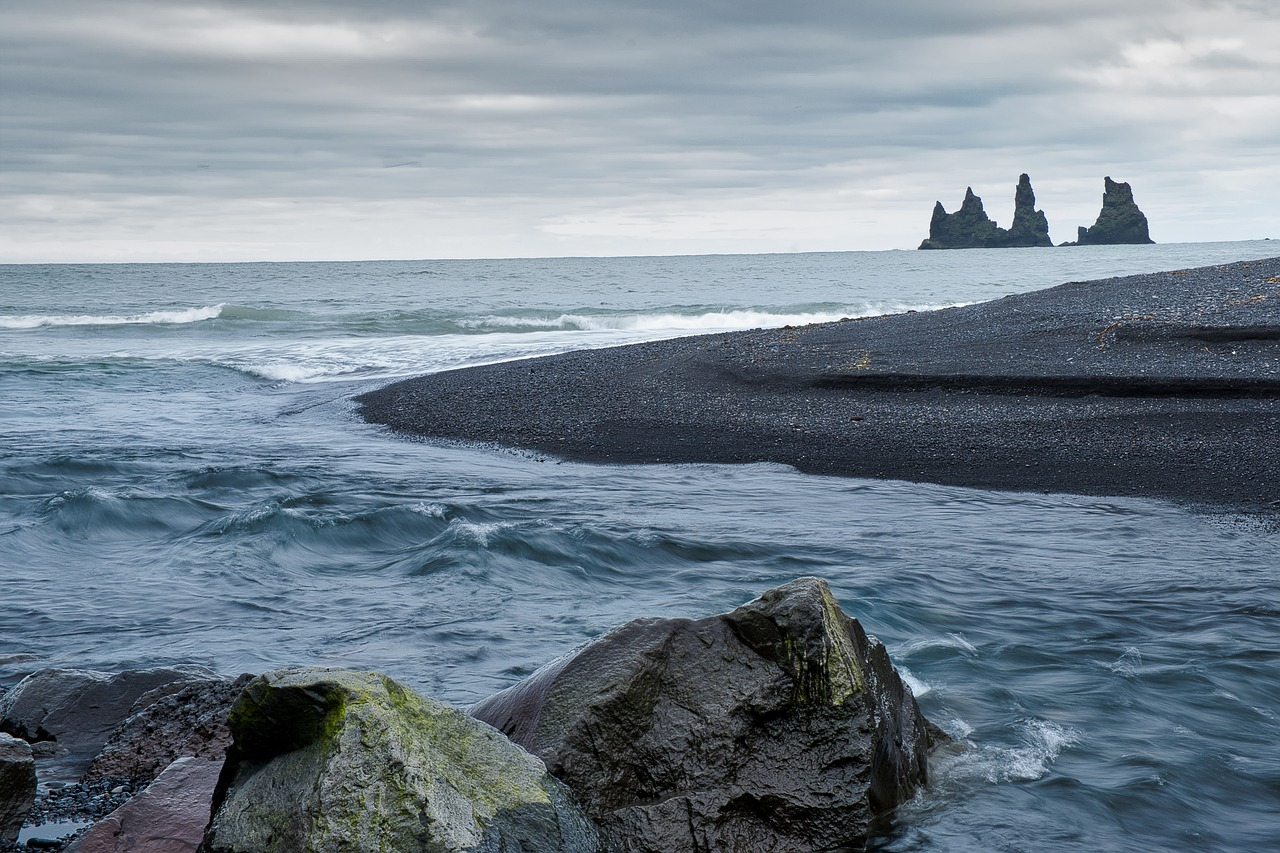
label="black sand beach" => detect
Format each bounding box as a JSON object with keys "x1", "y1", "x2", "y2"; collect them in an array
[{"x1": 358, "y1": 258, "x2": 1280, "y2": 512}]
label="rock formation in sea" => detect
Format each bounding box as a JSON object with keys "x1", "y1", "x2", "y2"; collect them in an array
[
  {"x1": 472, "y1": 576, "x2": 938, "y2": 853},
  {"x1": 918, "y1": 173, "x2": 1053, "y2": 249},
  {"x1": 199, "y1": 667, "x2": 600, "y2": 853},
  {"x1": 1070, "y1": 176, "x2": 1154, "y2": 245}
]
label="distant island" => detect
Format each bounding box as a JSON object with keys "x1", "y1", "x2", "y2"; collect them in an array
[{"x1": 919, "y1": 175, "x2": 1153, "y2": 249}]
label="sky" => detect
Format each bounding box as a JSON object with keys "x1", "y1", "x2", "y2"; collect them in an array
[{"x1": 3, "y1": 0, "x2": 1278, "y2": 262}]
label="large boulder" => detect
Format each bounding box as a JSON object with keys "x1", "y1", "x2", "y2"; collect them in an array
[
  {"x1": 0, "y1": 732, "x2": 36, "y2": 844},
  {"x1": 471, "y1": 577, "x2": 936, "y2": 853},
  {"x1": 67, "y1": 756, "x2": 224, "y2": 853},
  {"x1": 0, "y1": 666, "x2": 218, "y2": 779},
  {"x1": 200, "y1": 667, "x2": 599, "y2": 853},
  {"x1": 1073, "y1": 176, "x2": 1154, "y2": 245},
  {"x1": 85, "y1": 674, "x2": 252, "y2": 787}
]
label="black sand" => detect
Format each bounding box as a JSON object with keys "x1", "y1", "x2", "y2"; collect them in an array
[{"x1": 358, "y1": 258, "x2": 1280, "y2": 513}]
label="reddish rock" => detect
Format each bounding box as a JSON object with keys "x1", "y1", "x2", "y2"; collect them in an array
[
  {"x1": 67, "y1": 757, "x2": 223, "y2": 853},
  {"x1": 0, "y1": 732, "x2": 36, "y2": 844}
]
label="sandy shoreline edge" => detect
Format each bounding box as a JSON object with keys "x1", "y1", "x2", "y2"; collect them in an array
[{"x1": 357, "y1": 257, "x2": 1280, "y2": 513}]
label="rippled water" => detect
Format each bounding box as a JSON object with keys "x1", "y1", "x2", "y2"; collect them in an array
[{"x1": 2, "y1": 243, "x2": 1278, "y2": 851}]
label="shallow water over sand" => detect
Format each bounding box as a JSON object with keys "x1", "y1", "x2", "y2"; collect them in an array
[{"x1": 3, "y1": 243, "x2": 1279, "y2": 850}]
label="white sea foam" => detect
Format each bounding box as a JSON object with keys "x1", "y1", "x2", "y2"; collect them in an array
[
  {"x1": 1099, "y1": 646, "x2": 1144, "y2": 677},
  {"x1": 0, "y1": 305, "x2": 225, "y2": 329},
  {"x1": 893, "y1": 633, "x2": 979, "y2": 658},
  {"x1": 938, "y1": 718, "x2": 1080, "y2": 785},
  {"x1": 898, "y1": 666, "x2": 932, "y2": 697},
  {"x1": 459, "y1": 303, "x2": 953, "y2": 334}
]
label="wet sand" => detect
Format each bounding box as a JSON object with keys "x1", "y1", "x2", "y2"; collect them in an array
[{"x1": 358, "y1": 258, "x2": 1280, "y2": 513}]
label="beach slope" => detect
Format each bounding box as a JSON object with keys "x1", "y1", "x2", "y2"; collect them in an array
[{"x1": 357, "y1": 258, "x2": 1280, "y2": 511}]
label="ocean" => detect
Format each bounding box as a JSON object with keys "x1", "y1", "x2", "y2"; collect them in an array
[{"x1": 2, "y1": 242, "x2": 1278, "y2": 850}]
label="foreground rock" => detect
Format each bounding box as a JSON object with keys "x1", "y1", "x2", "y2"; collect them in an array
[
  {"x1": 0, "y1": 734, "x2": 35, "y2": 844},
  {"x1": 201, "y1": 667, "x2": 598, "y2": 853},
  {"x1": 67, "y1": 757, "x2": 223, "y2": 853},
  {"x1": 0, "y1": 667, "x2": 218, "y2": 779},
  {"x1": 1071, "y1": 176, "x2": 1154, "y2": 245},
  {"x1": 472, "y1": 577, "x2": 934, "y2": 852},
  {"x1": 918, "y1": 174, "x2": 1052, "y2": 249},
  {"x1": 85, "y1": 674, "x2": 250, "y2": 787}
]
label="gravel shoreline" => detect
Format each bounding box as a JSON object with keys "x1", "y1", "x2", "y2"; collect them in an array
[{"x1": 358, "y1": 258, "x2": 1280, "y2": 513}]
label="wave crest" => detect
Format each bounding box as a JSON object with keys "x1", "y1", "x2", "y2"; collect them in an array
[{"x1": 0, "y1": 305, "x2": 225, "y2": 329}]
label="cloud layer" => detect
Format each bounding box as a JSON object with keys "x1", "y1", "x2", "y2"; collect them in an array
[{"x1": 3, "y1": 0, "x2": 1278, "y2": 260}]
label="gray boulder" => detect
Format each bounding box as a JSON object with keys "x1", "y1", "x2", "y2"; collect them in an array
[
  {"x1": 0, "y1": 666, "x2": 218, "y2": 780},
  {"x1": 200, "y1": 667, "x2": 599, "y2": 853},
  {"x1": 472, "y1": 577, "x2": 936, "y2": 853},
  {"x1": 85, "y1": 674, "x2": 252, "y2": 787},
  {"x1": 67, "y1": 756, "x2": 224, "y2": 853},
  {"x1": 0, "y1": 732, "x2": 36, "y2": 844}
]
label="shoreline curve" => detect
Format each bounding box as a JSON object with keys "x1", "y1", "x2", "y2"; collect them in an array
[{"x1": 357, "y1": 257, "x2": 1280, "y2": 513}]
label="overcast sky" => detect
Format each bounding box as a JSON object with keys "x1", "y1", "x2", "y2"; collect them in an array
[{"x1": 3, "y1": 0, "x2": 1278, "y2": 262}]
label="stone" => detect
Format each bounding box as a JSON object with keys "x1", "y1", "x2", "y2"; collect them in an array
[
  {"x1": 66, "y1": 757, "x2": 223, "y2": 853},
  {"x1": 0, "y1": 667, "x2": 219, "y2": 774},
  {"x1": 200, "y1": 667, "x2": 599, "y2": 853},
  {"x1": 918, "y1": 174, "x2": 1052, "y2": 249},
  {"x1": 85, "y1": 674, "x2": 252, "y2": 787},
  {"x1": 1, "y1": 732, "x2": 37, "y2": 844},
  {"x1": 1072, "y1": 176, "x2": 1154, "y2": 245},
  {"x1": 471, "y1": 577, "x2": 936, "y2": 853}
]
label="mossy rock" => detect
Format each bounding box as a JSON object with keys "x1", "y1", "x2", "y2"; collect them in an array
[{"x1": 200, "y1": 667, "x2": 599, "y2": 853}]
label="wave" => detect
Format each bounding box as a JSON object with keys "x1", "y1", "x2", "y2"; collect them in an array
[
  {"x1": 0, "y1": 305, "x2": 225, "y2": 329},
  {"x1": 457, "y1": 303, "x2": 947, "y2": 334}
]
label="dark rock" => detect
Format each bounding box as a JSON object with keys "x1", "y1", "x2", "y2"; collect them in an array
[
  {"x1": 471, "y1": 577, "x2": 935, "y2": 853},
  {"x1": 200, "y1": 667, "x2": 599, "y2": 853},
  {"x1": 1007, "y1": 173, "x2": 1054, "y2": 248},
  {"x1": 0, "y1": 733, "x2": 36, "y2": 844},
  {"x1": 0, "y1": 667, "x2": 217, "y2": 782},
  {"x1": 84, "y1": 674, "x2": 251, "y2": 787},
  {"x1": 66, "y1": 757, "x2": 223, "y2": 853},
  {"x1": 919, "y1": 174, "x2": 1052, "y2": 249},
  {"x1": 1072, "y1": 176, "x2": 1154, "y2": 245}
]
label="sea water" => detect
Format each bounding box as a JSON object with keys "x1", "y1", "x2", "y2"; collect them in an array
[{"x1": 2, "y1": 242, "x2": 1278, "y2": 851}]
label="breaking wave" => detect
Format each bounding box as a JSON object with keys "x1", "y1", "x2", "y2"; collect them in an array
[
  {"x1": 457, "y1": 303, "x2": 951, "y2": 334},
  {"x1": 0, "y1": 305, "x2": 226, "y2": 329}
]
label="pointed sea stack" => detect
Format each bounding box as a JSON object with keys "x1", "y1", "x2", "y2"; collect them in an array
[
  {"x1": 1006, "y1": 173, "x2": 1053, "y2": 247},
  {"x1": 1071, "y1": 176, "x2": 1154, "y2": 245},
  {"x1": 918, "y1": 174, "x2": 1052, "y2": 249}
]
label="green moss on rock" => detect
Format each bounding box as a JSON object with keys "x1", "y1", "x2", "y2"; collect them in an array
[{"x1": 202, "y1": 667, "x2": 598, "y2": 853}]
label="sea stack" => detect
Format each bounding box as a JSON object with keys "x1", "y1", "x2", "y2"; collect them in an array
[
  {"x1": 918, "y1": 174, "x2": 1052, "y2": 249},
  {"x1": 1072, "y1": 176, "x2": 1154, "y2": 245}
]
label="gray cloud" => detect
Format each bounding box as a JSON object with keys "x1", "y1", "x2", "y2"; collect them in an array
[{"x1": 2, "y1": 0, "x2": 1277, "y2": 260}]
